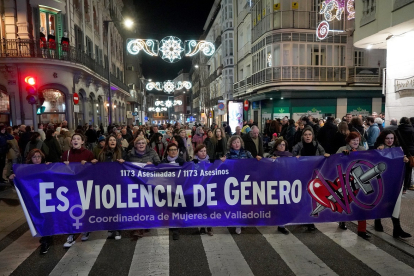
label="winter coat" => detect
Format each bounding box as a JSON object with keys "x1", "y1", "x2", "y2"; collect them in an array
[
  {"x1": 127, "y1": 146, "x2": 161, "y2": 164},
  {"x1": 99, "y1": 149, "x2": 127, "y2": 163},
  {"x1": 225, "y1": 148, "x2": 253, "y2": 159},
  {"x1": 332, "y1": 132, "x2": 347, "y2": 153},
  {"x1": 93, "y1": 144, "x2": 104, "y2": 159},
  {"x1": 6, "y1": 138, "x2": 20, "y2": 160},
  {"x1": 211, "y1": 137, "x2": 227, "y2": 159},
  {"x1": 285, "y1": 125, "x2": 296, "y2": 151},
  {"x1": 242, "y1": 134, "x2": 264, "y2": 157},
  {"x1": 395, "y1": 124, "x2": 414, "y2": 155},
  {"x1": 160, "y1": 156, "x2": 185, "y2": 165},
  {"x1": 365, "y1": 123, "x2": 380, "y2": 147},
  {"x1": 183, "y1": 137, "x2": 194, "y2": 159},
  {"x1": 293, "y1": 129, "x2": 303, "y2": 147},
  {"x1": 44, "y1": 137, "x2": 62, "y2": 162},
  {"x1": 336, "y1": 144, "x2": 366, "y2": 153},
  {"x1": 24, "y1": 139, "x2": 49, "y2": 158},
  {"x1": 18, "y1": 131, "x2": 31, "y2": 153},
  {"x1": 292, "y1": 141, "x2": 326, "y2": 156},
  {"x1": 317, "y1": 122, "x2": 338, "y2": 154},
  {"x1": 204, "y1": 137, "x2": 214, "y2": 158},
  {"x1": 192, "y1": 134, "x2": 205, "y2": 148},
  {"x1": 61, "y1": 147, "x2": 94, "y2": 162},
  {"x1": 85, "y1": 129, "x2": 98, "y2": 144}
]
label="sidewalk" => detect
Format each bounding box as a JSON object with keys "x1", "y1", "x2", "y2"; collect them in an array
[{"x1": 366, "y1": 190, "x2": 414, "y2": 247}]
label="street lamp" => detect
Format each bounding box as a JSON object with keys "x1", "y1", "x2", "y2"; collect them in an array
[{"x1": 104, "y1": 18, "x2": 134, "y2": 125}]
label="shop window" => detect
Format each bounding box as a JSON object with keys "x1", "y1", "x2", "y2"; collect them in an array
[{"x1": 39, "y1": 89, "x2": 66, "y2": 124}]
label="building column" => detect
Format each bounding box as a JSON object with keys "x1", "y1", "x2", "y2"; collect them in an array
[
  {"x1": 372, "y1": 98, "x2": 382, "y2": 115},
  {"x1": 16, "y1": 0, "x2": 30, "y2": 39},
  {"x1": 336, "y1": 98, "x2": 347, "y2": 118},
  {"x1": 66, "y1": 94, "x2": 74, "y2": 130},
  {"x1": 83, "y1": 97, "x2": 90, "y2": 125}
]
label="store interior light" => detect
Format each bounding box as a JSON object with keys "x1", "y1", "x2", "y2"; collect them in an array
[
  {"x1": 367, "y1": 44, "x2": 373, "y2": 49},
  {"x1": 114, "y1": 105, "x2": 116, "y2": 108},
  {"x1": 96, "y1": 104, "x2": 99, "y2": 107},
  {"x1": 281, "y1": 97, "x2": 284, "y2": 99},
  {"x1": 106, "y1": 103, "x2": 109, "y2": 106},
  {"x1": 194, "y1": 64, "x2": 199, "y2": 68},
  {"x1": 270, "y1": 98, "x2": 273, "y2": 100}
]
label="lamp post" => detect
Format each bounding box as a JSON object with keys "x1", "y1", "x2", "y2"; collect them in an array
[{"x1": 104, "y1": 18, "x2": 133, "y2": 126}]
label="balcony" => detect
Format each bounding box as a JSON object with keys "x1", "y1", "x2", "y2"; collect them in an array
[
  {"x1": 238, "y1": 43, "x2": 251, "y2": 62},
  {"x1": 348, "y1": 67, "x2": 382, "y2": 84},
  {"x1": 252, "y1": 11, "x2": 319, "y2": 42},
  {"x1": 234, "y1": 66, "x2": 347, "y2": 96},
  {"x1": 214, "y1": 36, "x2": 222, "y2": 50},
  {"x1": 0, "y1": 38, "x2": 129, "y2": 92}
]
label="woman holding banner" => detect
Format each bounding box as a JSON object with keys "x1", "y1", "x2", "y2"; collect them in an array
[
  {"x1": 373, "y1": 130, "x2": 411, "y2": 238},
  {"x1": 293, "y1": 127, "x2": 329, "y2": 231},
  {"x1": 61, "y1": 133, "x2": 95, "y2": 248},
  {"x1": 96, "y1": 134, "x2": 126, "y2": 240},
  {"x1": 9, "y1": 149, "x2": 51, "y2": 254},
  {"x1": 270, "y1": 139, "x2": 292, "y2": 235},
  {"x1": 161, "y1": 143, "x2": 186, "y2": 240},
  {"x1": 193, "y1": 144, "x2": 214, "y2": 236},
  {"x1": 221, "y1": 135, "x2": 261, "y2": 235},
  {"x1": 336, "y1": 132, "x2": 371, "y2": 239}
]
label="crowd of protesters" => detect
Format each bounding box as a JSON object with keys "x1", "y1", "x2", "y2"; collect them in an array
[{"x1": 2, "y1": 111, "x2": 413, "y2": 254}]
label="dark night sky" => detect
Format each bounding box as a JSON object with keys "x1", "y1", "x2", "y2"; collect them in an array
[{"x1": 133, "y1": 0, "x2": 216, "y2": 81}]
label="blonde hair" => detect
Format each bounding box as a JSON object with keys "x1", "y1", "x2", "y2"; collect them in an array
[{"x1": 134, "y1": 136, "x2": 147, "y2": 145}]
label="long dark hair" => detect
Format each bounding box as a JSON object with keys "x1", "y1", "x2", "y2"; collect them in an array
[
  {"x1": 30, "y1": 132, "x2": 41, "y2": 143},
  {"x1": 97, "y1": 134, "x2": 123, "y2": 162},
  {"x1": 374, "y1": 130, "x2": 399, "y2": 148}
]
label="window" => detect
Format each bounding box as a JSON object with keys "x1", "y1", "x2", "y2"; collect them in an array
[
  {"x1": 40, "y1": 11, "x2": 56, "y2": 36},
  {"x1": 74, "y1": 25, "x2": 83, "y2": 52},
  {"x1": 86, "y1": 36, "x2": 93, "y2": 57},
  {"x1": 354, "y1": 51, "x2": 365, "y2": 66}
]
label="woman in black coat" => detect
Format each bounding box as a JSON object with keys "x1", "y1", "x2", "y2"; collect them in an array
[
  {"x1": 395, "y1": 117, "x2": 414, "y2": 192},
  {"x1": 43, "y1": 129, "x2": 62, "y2": 162}
]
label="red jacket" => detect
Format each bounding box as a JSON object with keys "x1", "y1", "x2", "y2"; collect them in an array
[{"x1": 62, "y1": 147, "x2": 94, "y2": 162}]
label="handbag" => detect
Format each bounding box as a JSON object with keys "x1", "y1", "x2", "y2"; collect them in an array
[{"x1": 395, "y1": 130, "x2": 414, "y2": 167}]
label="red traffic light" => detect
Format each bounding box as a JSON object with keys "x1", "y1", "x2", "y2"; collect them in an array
[{"x1": 25, "y1": 76, "x2": 36, "y2": 86}]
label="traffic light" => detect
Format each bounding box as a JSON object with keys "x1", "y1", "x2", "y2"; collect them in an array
[
  {"x1": 36, "y1": 106, "x2": 46, "y2": 114},
  {"x1": 25, "y1": 76, "x2": 38, "y2": 105}
]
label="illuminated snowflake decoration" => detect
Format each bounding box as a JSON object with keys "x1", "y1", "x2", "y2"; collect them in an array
[
  {"x1": 165, "y1": 100, "x2": 173, "y2": 107},
  {"x1": 163, "y1": 80, "x2": 175, "y2": 93},
  {"x1": 159, "y1": 36, "x2": 185, "y2": 63}
]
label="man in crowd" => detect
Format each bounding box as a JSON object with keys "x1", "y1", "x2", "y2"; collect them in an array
[
  {"x1": 37, "y1": 123, "x2": 45, "y2": 141},
  {"x1": 121, "y1": 128, "x2": 133, "y2": 143},
  {"x1": 345, "y1": 113, "x2": 353, "y2": 130},
  {"x1": 365, "y1": 116, "x2": 380, "y2": 150},
  {"x1": 280, "y1": 117, "x2": 289, "y2": 138},
  {"x1": 242, "y1": 126, "x2": 263, "y2": 158},
  {"x1": 85, "y1": 125, "x2": 98, "y2": 150},
  {"x1": 384, "y1": 118, "x2": 398, "y2": 131},
  {"x1": 234, "y1": 126, "x2": 242, "y2": 137}
]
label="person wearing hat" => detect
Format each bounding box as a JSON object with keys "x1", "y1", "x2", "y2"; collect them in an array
[{"x1": 93, "y1": 135, "x2": 106, "y2": 159}]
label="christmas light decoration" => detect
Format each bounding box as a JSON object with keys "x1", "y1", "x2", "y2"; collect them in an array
[
  {"x1": 163, "y1": 80, "x2": 175, "y2": 93},
  {"x1": 174, "y1": 100, "x2": 182, "y2": 106},
  {"x1": 146, "y1": 82, "x2": 163, "y2": 91},
  {"x1": 176, "y1": 81, "x2": 192, "y2": 90},
  {"x1": 126, "y1": 39, "x2": 158, "y2": 56},
  {"x1": 159, "y1": 36, "x2": 185, "y2": 63},
  {"x1": 154, "y1": 100, "x2": 182, "y2": 107},
  {"x1": 347, "y1": 0, "x2": 355, "y2": 20},
  {"x1": 185, "y1": 40, "x2": 215, "y2": 57},
  {"x1": 165, "y1": 100, "x2": 173, "y2": 107},
  {"x1": 316, "y1": 0, "x2": 354, "y2": 40}
]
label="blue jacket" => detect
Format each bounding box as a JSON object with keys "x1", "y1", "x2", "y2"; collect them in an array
[
  {"x1": 225, "y1": 148, "x2": 253, "y2": 159},
  {"x1": 0, "y1": 133, "x2": 14, "y2": 155},
  {"x1": 365, "y1": 123, "x2": 380, "y2": 146}
]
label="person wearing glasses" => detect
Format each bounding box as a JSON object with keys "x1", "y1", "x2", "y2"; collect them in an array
[
  {"x1": 161, "y1": 143, "x2": 186, "y2": 240},
  {"x1": 269, "y1": 139, "x2": 293, "y2": 235},
  {"x1": 9, "y1": 149, "x2": 51, "y2": 254}
]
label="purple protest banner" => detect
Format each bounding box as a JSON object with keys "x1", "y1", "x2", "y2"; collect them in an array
[{"x1": 13, "y1": 148, "x2": 405, "y2": 237}]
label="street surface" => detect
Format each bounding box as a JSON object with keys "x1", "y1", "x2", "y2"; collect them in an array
[{"x1": 1, "y1": 185, "x2": 414, "y2": 276}]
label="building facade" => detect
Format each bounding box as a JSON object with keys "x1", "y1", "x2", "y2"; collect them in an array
[
  {"x1": 353, "y1": 0, "x2": 414, "y2": 123},
  {"x1": 190, "y1": 0, "x2": 234, "y2": 127},
  {"x1": 233, "y1": 0, "x2": 386, "y2": 131},
  {"x1": 0, "y1": 0, "x2": 135, "y2": 129}
]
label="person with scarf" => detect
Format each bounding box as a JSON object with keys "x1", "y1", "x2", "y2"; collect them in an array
[
  {"x1": 95, "y1": 134, "x2": 126, "y2": 240},
  {"x1": 221, "y1": 135, "x2": 261, "y2": 234},
  {"x1": 193, "y1": 144, "x2": 214, "y2": 236},
  {"x1": 149, "y1": 133, "x2": 165, "y2": 160},
  {"x1": 179, "y1": 129, "x2": 194, "y2": 160},
  {"x1": 24, "y1": 132, "x2": 49, "y2": 159},
  {"x1": 192, "y1": 126, "x2": 205, "y2": 149},
  {"x1": 292, "y1": 127, "x2": 329, "y2": 231},
  {"x1": 161, "y1": 143, "x2": 186, "y2": 240},
  {"x1": 61, "y1": 133, "x2": 95, "y2": 248},
  {"x1": 336, "y1": 132, "x2": 370, "y2": 239},
  {"x1": 373, "y1": 130, "x2": 411, "y2": 239},
  {"x1": 173, "y1": 135, "x2": 188, "y2": 161},
  {"x1": 269, "y1": 139, "x2": 293, "y2": 234}
]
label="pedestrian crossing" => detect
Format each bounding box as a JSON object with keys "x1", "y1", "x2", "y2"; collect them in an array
[{"x1": 1, "y1": 223, "x2": 414, "y2": 276}]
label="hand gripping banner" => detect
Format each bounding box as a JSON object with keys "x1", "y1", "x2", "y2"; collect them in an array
[{"x1": 13, "y1": 148, "x2": 405, "y2": 237}]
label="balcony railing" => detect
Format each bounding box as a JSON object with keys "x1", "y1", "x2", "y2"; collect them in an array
[
  {"x1": 252, "y1": 11, "x2": 319, "y2": 42},
  {"x1": 234, "y1": 66, "x2": 383, "y2": 96},
  {"x1": 0, "y1": 38, "x2": 129, "y2": 92},
  {"x1": 348, "y1": 67, "x2": 382, "y2": 84}
]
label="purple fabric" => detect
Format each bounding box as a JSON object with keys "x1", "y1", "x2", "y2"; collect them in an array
[{"x1": 13, "y1": 148, "x2": 405, "y2": 237}]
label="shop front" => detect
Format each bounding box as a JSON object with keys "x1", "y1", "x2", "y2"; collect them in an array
[{"x1": 38, "y1": 89, "x2": 66, "y2": 125}]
